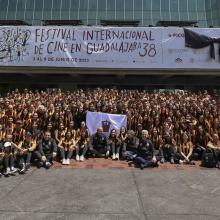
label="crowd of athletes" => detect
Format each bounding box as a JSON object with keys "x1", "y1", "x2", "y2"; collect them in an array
[{"x1": 0, "y1": 88, "x2": 220, "y2": 176}]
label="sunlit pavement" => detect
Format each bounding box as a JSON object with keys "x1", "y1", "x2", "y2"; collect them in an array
[{"x1": 0, "y1": 159, "x2": 220, "y2": 220}]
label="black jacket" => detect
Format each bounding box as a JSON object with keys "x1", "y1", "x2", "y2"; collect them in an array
[
  {"x1": 137, "y1": 138, "x2": 155, "y2": 158},
  {"x1": 123, "y1": 136, "x2": 139, "y2": 152},
  {"x1": 90, "y1": 133, "x2": 107, "y2": 150},
  {"x1": 37, "y1": 138, "x2": 57, "y2": 155}
]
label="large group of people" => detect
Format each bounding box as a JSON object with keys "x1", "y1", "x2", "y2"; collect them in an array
[{"x1": 0, "y1": 88, "x2": 220, "y2": 177}]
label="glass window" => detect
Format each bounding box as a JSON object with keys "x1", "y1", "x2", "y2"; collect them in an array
[
  {"x1": 143, "y1": 0, "x2": 152, "y2": 22},
  {"x1": 197, "y1": 0, "x2": 205, "y2": 11},
  {"x1": 116, "y1": 0, "x2": 124, "y2": 11},
  {"x1": 97, "y1": 0, "x2": 106, "y2": 20},
  {"x1": 179, "y1": 0, "x2": 187, "y2": 12},
  {"x1": 212, "y1": 19, "x2": 219, "y2": 27},
  {"x1": 35, "y1": 0, "x2": 43, "y2": 11},
  {"x1": 53, "y1": 0, "x2": 61, "y2": 10},
  {"x1": 98, "y1": 0, "x2": 106, "y2": 10},
  {"x1": 211, "y1": 0, "x2": 217, "y2": 8},
  {"x1": 198, "y1": 20, "x2": 206, "y2": 27},
  {"x1": 89, "y1": 0, "x2": 97, "y2": 10},
  {"x1": 69, "y1": 0, "x2": 79, "y2": 20},
  {"x1": 134, "y1": 0, "x2": 142, "y2": 11},
  {"x1": 69, "y1": 11, "x2": 78, "y2": 20},
  {"x1": 0, "y1": 0, "x2": 7, "y2": 19},
  {"x1": 206, "y1": 12, "x2": 211, "y2": 20},
  {"x1": 17, "y1": 0, "x2": 26, "y2": 10},
  {"x1": 125, "y1": 0, "x2": 133, "y2": 11},
  {"x1": 161, "y1": 11, "x2": 169, "y2": 20},
  {"x1": 188, "y1": 0, "x2": 196, "y2": 12},
  {"x1": 170, "y1": 0, "x2": 178, "y2": 12},
  {"x1": 144, "y1": 0, "x2": 151, "y2": 10},
  {"x1": 70, "y1": 0, "x2": 79, "y2": 11},
  {"x1": 107, "y1": 0, "x2": 115, "y2": 11},
  {"x1": 152, "y1": 11, "x2": 160, "y2": 22},
  {"x1": 62, "y1": 0, "x2": 70, "y2": 10},
  {"x1": 44, "y1": 0, "x2": 53, "y2": 10},
  {"x1": 34, "y1": 0, "x2": 43, "y2": 22},
  {"x1": 161, "y1": 0, "x2": 169, "y2": 11},
  {"x1": 116, "y1": 0, "x2": 124, "y2": 19},
  {"x1": 26, "y1": 0, "x2": 34, "y2": 10},
  {"x1": 152, "y1": 0, "x2": 160, "y2": 11},
  {"x1": 8, "y1": 0, "x2": 17, "y2": 11},
  {"x1": 212, "y1": 9, "x2": 218, "y2": 20},
  {"x1": 125, "y1": 0, "x2": 133, "y2": 20},
  {"x1": 179, "y1": 12, "x2": 188, "y2": 20},
  {"x1": 61, "y1": 0, "x2": 70, "y2": 19},
  {"x1": 197, "y1": 12, "x2": 206, "y2": 20},
  {"x1": 80, "y1": 0, "x2": 88, "y2": 10},
  {"x1": 171, "y1": 12, "x2": 179, "y2": 20}
]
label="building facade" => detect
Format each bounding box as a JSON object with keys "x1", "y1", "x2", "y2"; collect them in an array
[
  {"x1": 0, "y1": 0, "x2": 220, "y2": 91},
  {"x1": 0, "y1": 0, "x2": 220, "y2": 27}
]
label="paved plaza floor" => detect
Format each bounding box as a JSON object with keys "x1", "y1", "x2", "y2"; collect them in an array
[{"x1": 0, "y1": 159, "x2": 220, "y2": 220}]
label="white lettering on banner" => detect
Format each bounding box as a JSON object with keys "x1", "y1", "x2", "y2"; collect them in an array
[{"x1": 0, "y1": 26, "x2": 220, "y2": 69}]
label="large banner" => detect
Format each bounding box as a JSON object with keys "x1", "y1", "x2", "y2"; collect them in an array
[
  {"x1": 86, "y1": 111, "x2": 127, "y2": 136},
  {"x1": 0, "y1": 26, "x2": 220, "y2": 69}
]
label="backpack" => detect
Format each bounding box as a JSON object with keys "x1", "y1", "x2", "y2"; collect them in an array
[{"x1": 202, "y1": 150, "x2": 216, "y2": 168}]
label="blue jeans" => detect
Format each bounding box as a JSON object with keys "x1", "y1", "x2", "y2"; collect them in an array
[
  {"x1": 135, "y1": 156, "x2": 154, "y2": 168},
  {"x1": 123, "y1": 151, "x2": 136, "y2": 160}
]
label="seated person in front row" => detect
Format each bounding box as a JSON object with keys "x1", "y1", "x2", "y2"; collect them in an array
[
  {"x1": 177, "y1": 132, "x2": 195, "y2": 165},
  {"x1": 122, "y1": 130, "x2": 139, "y2": 160},
  {"x1": 108, "y1": 129, "x2": 121, "y2": 160},
  {"x1": 207, "y1": 133, "x2": 220, "y2": 169},
  {"x1": 89, "y1": 127, "x2": 110, "y2": 158},
  {"x1": 134, "y1": 130, "x2": 158, "y2": 169},
  {"x1": 34, "y1": 131, "x2": 57, "y2": 169},
  {"x1": 17, "y1": 132, "x2": 36, "y2": 173},
  {"x1": 75, "y1": 130, "x2": 89, "y2": 162},
  {"x1": 160, "y1": 133, "x2": 176, "y2": 164},
  {"x1": 58, "y1": 131, "x2": 75, "y2": 165},
  {"x1": 1, "y1": 134, "x2": 18, "y2": 176}
]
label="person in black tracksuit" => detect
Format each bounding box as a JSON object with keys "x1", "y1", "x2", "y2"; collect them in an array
[
  {"x1": 122, "y1": 130, "x2": 139, "y2": 160},
  {"x1": 34, "y1": 131, "x2": 57, "y2": 168},
  {"x1": 89, "y1": 127, "x2": 109, "y2": 157},
  {"x1": 160, "y1": 133, "x2": 176, "y2": 164},
  {"x1": 134, "y1": 130, "x2": 158, "y2": 169}
]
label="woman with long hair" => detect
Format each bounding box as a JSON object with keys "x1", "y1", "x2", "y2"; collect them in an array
[
  {"x1": 58, "y1": 131, "x2": 76, "y2": 165},
  {"x1": 108, "y1": 129, "x2": 121, "y2": 160}
]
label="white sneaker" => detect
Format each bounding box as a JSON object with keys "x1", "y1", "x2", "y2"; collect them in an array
[
  {"x1": 62, "y1": 159, "x2": 66, "y2": 165},
  {"x1": 19, "y1": 164, "x2": 26, "y2": 174},
  {"x1": 76, "y1": 155, "x2": 80, "y2": 161},
  {"x1": 115, "y1": 153, "x2": 119, "y2": 160},
  {"x1": 106, "y1": 151, "x2": 110, "y2": 157},
  {"x1": 112, "y1": 153, "x2": 116, "y2": 160},
  {"x1": 66, "y1": 159, "x2": 70, "y2": 165},
  {"x1": 10, "y1": 167, "x2": 18, "y2": 174},
  {"x1": 4, "y1": 168, "x2": 10, "y2": 176},
  {"x1": 80, "y1": 155, "x2": 84, "y2": 161},
  {"x1": 179, "y1": 160, "x2": 184, "y2": 164},
  {"x1": 45, "y1": 161, "x2": 52, "y2": 168}
]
